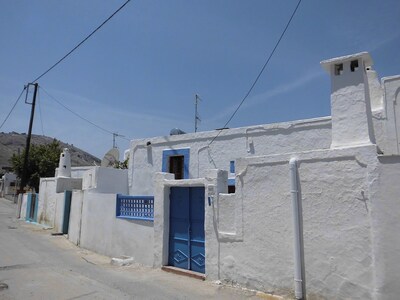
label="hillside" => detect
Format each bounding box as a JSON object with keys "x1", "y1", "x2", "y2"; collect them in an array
[{"x1": 0, "y1": 132, "x2": 100, "y2": 173}]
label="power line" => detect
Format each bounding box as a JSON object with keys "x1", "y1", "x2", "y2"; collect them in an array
[
  {"x1": 32, "y1": 0, "x2": 132, "y2": 83},
  {"x1": 208, "y1": 0, "x2": 302, "y2": 146},
  {"x1": 0, "y1": 86, "x2": 27, "y2": 131},
  {"x1": 40, "y1": 86, "x2": 113, "y2": 135},
  {"x1": 37, "y1": 87, "x2": 45, "y2": 136},
  {"x1": 40, "y1": 86, "x2": 130, "y2": 142}
]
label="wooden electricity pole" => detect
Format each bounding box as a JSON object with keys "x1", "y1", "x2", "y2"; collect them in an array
[{"x1": 19, "y1": 83, "x2": 38, "y2": 194}]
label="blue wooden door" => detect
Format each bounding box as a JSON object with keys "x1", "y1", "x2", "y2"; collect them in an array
[
  {"x1": 26, "y1": 193, "x2": 38, "y2": 222},
  {"x1": 62, "y1": 190, "x2": 72, "y2": 234},
  {"x1": 169, "y1": 187, "x2": 205, "y2": 273}
]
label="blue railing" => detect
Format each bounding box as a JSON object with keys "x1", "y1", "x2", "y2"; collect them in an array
[{"x1": 116, "y1": 194, "x2": 154, "y2": 221}]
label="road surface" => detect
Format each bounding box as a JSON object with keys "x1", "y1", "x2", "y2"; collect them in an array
[{"x1": 0, "y1": 198, "x2": 264, "y2": 300}]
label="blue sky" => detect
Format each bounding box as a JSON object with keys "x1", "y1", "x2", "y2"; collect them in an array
[{"x1": 1, "y1": 0, "x2": 399, "y2": 159}]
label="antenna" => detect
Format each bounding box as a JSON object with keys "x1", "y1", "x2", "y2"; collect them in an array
[
  {"x1": 112, "y1": 132, "x2": 125, "y2": 148},
  {"x1": 194, "y1": 94, "x2": 202, "y2": 133}
]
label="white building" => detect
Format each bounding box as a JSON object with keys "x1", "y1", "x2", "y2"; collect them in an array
[
  {"x1": 0, "y1": 172, "x2": 17, "y2": 198},
  {"x1": 32, "y1": 52, "x2": 400, "y2": 299}
]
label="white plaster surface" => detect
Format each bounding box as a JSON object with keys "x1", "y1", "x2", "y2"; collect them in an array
[
  {"x1": 55, "y1": 166, "x2": 94, "y2": 178},
  {"x1": 57, "y1": 148, "x2": 72, "y2": 177},
  {"x1": 321, "y1": 52, "x2": 375, "y2": 148},
  {"x1": 19, "y1": 194, "x2": 28, "y2": 220},
  {"x1": 68, "y1": 190, "x2": 84, "y2": 245},
  {"x1": 53, "y1": 192, "x2": 66, "y2": 233},
  {"x1": 130, "y1": 117, "x2": 332, "y2": 195},
  {"x1": 82, "y1": 167, "x2": 128, "y2": 194},
  {"x1": 199, "y1": 146, "x2": 378, "y2": 298},
  {"x1": 55, "y1": 177, "x2": 82, "y2": 193},
  {"x1": 37, "y1": 178, "x2": 57, "y2": 226},
  {"x1": 369, "y1": 156, "x2": 400, "y2": 300},
  {"x1": 381, "y1": 76, "x2": 400, "y2": 155},
  {"x1": 79, "y1": 192, "x2": 154, "y2": 266}
]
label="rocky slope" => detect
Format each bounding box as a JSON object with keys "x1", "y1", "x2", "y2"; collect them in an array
[{"x1": 0, "y1": 132, "x2": 100, "y2": 173}]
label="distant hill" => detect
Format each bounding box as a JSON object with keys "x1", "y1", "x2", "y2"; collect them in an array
[{"x1": 0, "y1": 132, "x2": 100, "y2": 173}]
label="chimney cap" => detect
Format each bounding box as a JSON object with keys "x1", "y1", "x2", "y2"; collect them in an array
[{"x1": 320, "y1": 52, "x2": 373, "y2": 73}]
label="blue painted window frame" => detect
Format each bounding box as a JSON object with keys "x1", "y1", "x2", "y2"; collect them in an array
[
  {"x1": 162, "y1": 148, "x2": 190, "y2": 179},
  {"x1": 116, "y1": 194, "x2": 154, "y2": 221},
  {"x1": 228, "y1": 178, "x2": 235, "y2": 186},
  {"x1": 230, "y1": 161, "x2": 235, "y2": 173}
]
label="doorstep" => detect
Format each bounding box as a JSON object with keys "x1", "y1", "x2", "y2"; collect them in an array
[{"x1": 161, "y1": 266, "x2": 205, "y2": 281}]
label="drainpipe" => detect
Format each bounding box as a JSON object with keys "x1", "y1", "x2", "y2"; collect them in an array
[{"x1": 289, "y1": 158, "x2": 305, "y2": 299}]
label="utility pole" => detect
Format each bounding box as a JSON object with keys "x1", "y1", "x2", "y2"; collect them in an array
[
  {"x1": 194, "y1": 94, "x2": 201, "y2": 133},
  {"x1": 19, "y1": 83, "x2": 38, "y2": 194}
]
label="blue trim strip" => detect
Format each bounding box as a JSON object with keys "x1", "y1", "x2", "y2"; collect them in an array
[
  {"x1": 230, "y1": 161, "x2": 235, "y2": 173},
  {"x1": 228, "y1": 178, "x2": 235, "y2": 186},
  {"x1": 162, "y1": 148, "x2": 190, "y2": 179}
]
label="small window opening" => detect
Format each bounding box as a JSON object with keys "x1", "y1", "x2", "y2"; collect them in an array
[
  {"x1": 350, "y1": 60, "x2": 359, "y2": 72},
  {"x1": 334, "y1": 63, "x2": 343, "y2": 75},
  {"x1": 62, "y1": 154, "x2": 65, "y2": 157},
  {"x1": 228, "y1": 185, "x2": 235, "y2": 194},
  {"x1": 169, "y1": 155, "x2": 184, "y2": 180}
]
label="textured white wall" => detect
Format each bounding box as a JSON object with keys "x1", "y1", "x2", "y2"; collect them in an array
[
  {"x1": 321, "y1": 52, "x2": 375, "y2": 148},
  {"x1": 37, "y1": 178, "x2": 57, "y2": 226},
  {"x1": 68, "y1": 190, "x2": 84, "y2": 246},
  {"x1": 370, "y1": 156, "x2": 400, "y2": 300},
  {"x1": 130, "y1": 117, "x2": 332, "y2": 195},
  {"x1": 79, "y1": 192, "x2": 154, "y2": 266},
  {"x1": 82, "y1": 167, "x2": 128, "y2": 194},
  {"x1": 19, "y1": 194, "x2": 28, "y2": 220},
  {"x1": 201, "y1": 145, "x2": 378, "y2": 298}
]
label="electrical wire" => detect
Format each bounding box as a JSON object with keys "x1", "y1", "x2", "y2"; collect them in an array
[
  {"x1": 0, "y1": 86, "x2": 27, "y2": 131},
  {"x1": 32, "y1": 0, "x2": 132, "y2": 83},
  {"x1": 208, "y1": 0, "x2": 302, "y2": 146},
  {"x1": 37, "y1": 87, "x2": 45, "y2": 136},
  {"x1": 40, "y1": 86, "x2": 130, "y2": 142}
]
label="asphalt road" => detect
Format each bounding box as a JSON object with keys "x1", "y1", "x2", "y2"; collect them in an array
[{"x1": 0, "y1": 198, "x2": 262, "y2": 300}]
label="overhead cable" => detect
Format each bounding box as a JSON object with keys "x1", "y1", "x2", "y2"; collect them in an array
[
  {"x1": 0, "y1": 86, "x2": 27, "y2": 131},
  {"x1": 40, "y1": 86, "x2": 130, "y2": 141},
  {"x1": 208, "y1": 0, "x2": 302, "y2": 146},
  {"x1": 37, "y1": 87, "x2": 45, "y2": 136},
  {"x1": 32, "y1": 0, "x2": 132, "y2": 83}
]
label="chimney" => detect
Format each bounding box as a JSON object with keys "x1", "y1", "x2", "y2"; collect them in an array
[{"x1": 321, "y1": 52, "x2": 375, "y2": 148}]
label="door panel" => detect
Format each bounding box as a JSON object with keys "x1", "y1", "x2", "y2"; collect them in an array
[
  {"x1": 169, "y1": 187, "x2": 190, "y2": 269},
  {"x1": 168, "y1": 187, "x2": 205, "y2": 273},
  {"x1": 189, "y1": 187, "x2": 205, "y2": 273}
]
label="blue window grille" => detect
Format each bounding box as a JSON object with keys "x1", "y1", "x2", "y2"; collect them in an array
[{"x1": 116, "y1": 194, "x2": 154, "y2": 221}]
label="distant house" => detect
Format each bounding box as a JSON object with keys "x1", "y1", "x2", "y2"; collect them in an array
[
  {"x1": 31, "y1": 52, "x2": 400, "y2": 299},
  {"x1": 0, "y1": 172, "x2": 17, "y2": 198}
]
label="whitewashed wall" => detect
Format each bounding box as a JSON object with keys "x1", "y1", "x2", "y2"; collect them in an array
[
  {"x1": 82, "y1": 167, "x2": 128, "y2": 194},
  {"x1": 37, "y1": 178, "x2": 57, "y2": 226},
  {"x1": 68, "y1": 190, "x2": 84, "y2": 246},
  {"x1": 370, "y1": 156, "x2": 400, "y2": 300},
  {"x1": 79, "y1": 192, "x2": 154, "y2": 266},
  {"x1": 129, "y1": 117, "x2": 332, "y2": 195},
  {"x1": 152, "y1": 145, "x2": 380, "y2": 298},
  {"x1": 19, "y1": 193, "x2": 28, "y2": 220}
]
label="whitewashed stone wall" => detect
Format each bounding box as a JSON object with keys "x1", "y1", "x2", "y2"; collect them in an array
[
  {"x1": 129, "y1": 117, "x2": 332, "y2": 195},
  {"x1": 78, "y1": 192, "x2": 154, "y2": 266}
]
